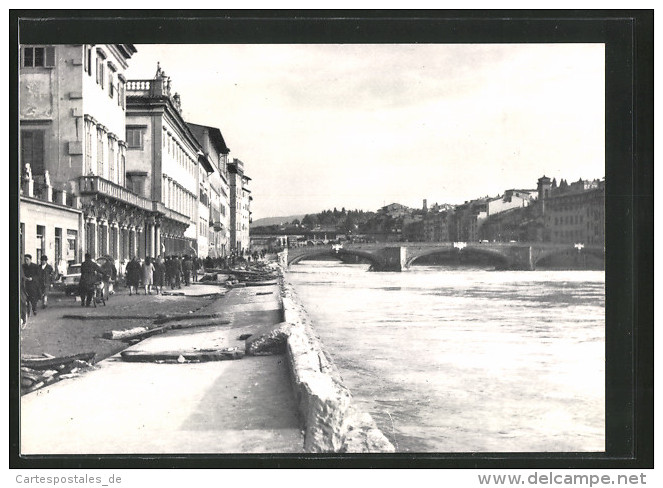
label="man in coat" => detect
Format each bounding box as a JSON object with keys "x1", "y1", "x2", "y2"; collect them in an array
[
  {"x1": 125, "y1": 256, "x2": 142, "y2": 296},
  {"x1": 182, "y1": 255, "x2": 193, "y2": 286},
  {"x1": 79, "y1": 253, "x2": 104, "y2": 307},
  {"x1": 37, "y1": 255, "x2": 56, "y2": 308},
  {"x1": 22, "y1": 254, "x2": 41, "y2": 317}
]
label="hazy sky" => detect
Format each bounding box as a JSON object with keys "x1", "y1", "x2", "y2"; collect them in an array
[{"x1": 125, "y1": 44, "x2": 605, "y2": 220}]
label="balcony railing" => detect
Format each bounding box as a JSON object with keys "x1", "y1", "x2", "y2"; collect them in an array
[
  {"x1": 78, "y1": 175, "x2": 153, "y2": 211},
  {"x1": 126, "y1": 78, "x2": 171, "y2": 98},
  {"x1": 152, "y1": 201, "x2": 190, "y2": 226}
]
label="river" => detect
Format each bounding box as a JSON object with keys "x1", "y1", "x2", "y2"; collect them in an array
[{"x1": 287, "y1": 260, "x2": 605, "y2": 453}]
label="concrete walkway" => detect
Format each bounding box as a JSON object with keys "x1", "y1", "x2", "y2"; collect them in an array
[{"x1": 20, "y1": 285, "x2": 304, "y2": 454}]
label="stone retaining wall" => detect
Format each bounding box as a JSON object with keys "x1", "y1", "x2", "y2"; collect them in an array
[{"x1": 277, "y1": 265, "x2": 395, "y2": 453}]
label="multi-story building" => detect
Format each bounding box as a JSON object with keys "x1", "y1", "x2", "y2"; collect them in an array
[
  {"x1": 228, "y1": 158, "x2": 252, "y2": 254},
  {"x1": 486, "y1": 190, "x2": 534, "y2": 217},
  {"x1": 543, "y1": 179, "x2": 605, "y2": 246},
  {"x1": 19, "y1": 43, "x2": 156, "y2": 264},
  {"x1": 187, "y1": 123, "x2": 232, "y2": 258},
  {"x1": 423, "y1": 210, "x2": 453, "y2": 242},
  {"x1": 125, "y1": 65, "x2": 214, "y2": 257},
  {"x1": 452, "y1": 199, "x2": 488, "y2": 242}
]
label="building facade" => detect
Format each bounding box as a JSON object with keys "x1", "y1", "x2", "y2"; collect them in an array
[
  {"x1": 19, "y1": 43, "x2": 157, "y2": 264},
  {"x1": 187, "y1": 123, "x2": 232, "y2": 258},
  {"x1": 228, "y1": 158, "x2": 252, "y2": 254},
  {"x1": 125, "y1": 65, "x2": 213, "y2": 258},
  {"x1": 542, "y1": 180, "x2": 605, "y2": 246}
]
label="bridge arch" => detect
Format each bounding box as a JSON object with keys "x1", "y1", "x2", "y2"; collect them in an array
[
  {"x1": 406, "y1": 246, "x2": 511, "y2": 268},
  {"x1": 288, "y1": 248, "x2": 382, "y2": 269},
  {"x1": 533, "y1": 245, "x2": 605, "y2": 268}
]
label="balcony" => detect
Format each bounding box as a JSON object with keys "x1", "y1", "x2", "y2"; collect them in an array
[
  {"x1": 78, "y1": 175, "x2": 152, "y2": 212},
  {"x1": 152, "y1": 201, "x2": 190, "y2": 226},
  {"x1": 126, "y1": 78, "x2": 170, "y2": 98}
]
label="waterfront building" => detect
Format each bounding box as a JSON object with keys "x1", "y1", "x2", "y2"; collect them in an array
[
  {"x1": 543, "y1": 179, "x2": 605, "y2": 246},
  {"x1": 228, "y1": 158, "x2": 252, "y2": 254},
  {"x1": 187, "y1": 123, "x2": 232, "y2": 258},
  {"x1": 452, "y1": 199, "x2": 488, "y2": 242},
  {"x1": 486, "y1": 190, "x2": 534, "y2": 217},
  {"x1": 423, "y1": 210, "x2": 453, "y2": 242},
  {"x1": 19, "y1": 43, "x2": 153, "y2": 263},
  {"x1": 125, "y1": 65, "x2": 214, "y2": 257}
]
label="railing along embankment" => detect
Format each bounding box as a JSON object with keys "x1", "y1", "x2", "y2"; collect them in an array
[{"x1": 276, "y1": 257, "x2": 395, "y2": 453}]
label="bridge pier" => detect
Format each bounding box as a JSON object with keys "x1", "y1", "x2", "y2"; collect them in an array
[
  {"x1": 504, "y1": 246, "x2": 535, "y2": 270},
  {"x1": 374, "y1": 246, "x2": 407, "y2": 272}
]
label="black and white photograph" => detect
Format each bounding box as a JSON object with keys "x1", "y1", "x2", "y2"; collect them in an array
[{"x1": 11, "y1": 10, "x2": 652, "y2": 477}]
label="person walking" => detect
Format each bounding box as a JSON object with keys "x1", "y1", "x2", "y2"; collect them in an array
[
  {"x1": 142, "y1": 257, "x2": 155, "y2": 295},
  {"x1": 153, "y1": 256, "x2": 166, "y2": 295},
  {"x1": 79, "y1": 253, "x2": 104, "y2": 307},
  {"x1": 182, "y1": 255, "x2": 192, "y2": 286},
  {"x1": 100, "y1": 258, "x2": 117, "y2": 301},
  {"x1": 22, "y1": 254, "x2": 41, "y2": 316},
  {"x1": 125, "y1": 256, "x2": 142, "y2": 296},
  {"x1": 37, "y1": 255, "x2": 56, "y2": 309},
  {"x1": 192, "y1": 257, "x2": 199, "y2": 282},
  {"x1": 174, "y1": 255, "x2": 182, "y2": 289},
  {"x1": 165, "y1": 255, "x2": 175, "y2": 289}
]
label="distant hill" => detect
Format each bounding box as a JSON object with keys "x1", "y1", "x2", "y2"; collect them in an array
[{"x1": 251, "y1": 215, "x2": 306, "y2": 228}]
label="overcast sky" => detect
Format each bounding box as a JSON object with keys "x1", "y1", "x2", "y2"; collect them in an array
[{"x1": 125, "y1": 44, "x2": 605, "y2": 220}]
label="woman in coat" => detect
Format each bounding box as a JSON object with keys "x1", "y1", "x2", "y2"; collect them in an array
[
  {"x1": 153, "y1": 256, "x2": 166, "y2": 295},
  {"x1": 142, "y1": 257, "x2": 155, "y2": 295},
  {"x1": 125, "y1": 257, "x2": 142, "y2": 296}
]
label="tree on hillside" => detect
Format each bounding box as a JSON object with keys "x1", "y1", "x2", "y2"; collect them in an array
[{"x1": 301, "y1": 214, "x2": 318, "y2": 228}]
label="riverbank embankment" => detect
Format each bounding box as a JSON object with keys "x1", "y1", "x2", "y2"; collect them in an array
[{"x1": 279, "y1": 273, "x2": 394, "y2": 453}]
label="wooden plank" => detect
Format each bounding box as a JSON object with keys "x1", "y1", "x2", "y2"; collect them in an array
[
  {"x1": 120, "y1": 348, "x2": 244, "y2": 362},
  {"x1": 21, "y1": 352, "x2": 95, "y2": 370}
]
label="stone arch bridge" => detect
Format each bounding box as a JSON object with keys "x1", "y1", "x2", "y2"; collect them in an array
[{"x1": 283, "y1": 241, "x2": 604, "y2": 271}]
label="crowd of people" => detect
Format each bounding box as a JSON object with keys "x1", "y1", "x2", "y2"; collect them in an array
[{"x1": 20, "y1": 249, "x2": 270, "y2": 328}]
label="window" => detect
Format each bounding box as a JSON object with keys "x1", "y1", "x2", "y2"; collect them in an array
[
  {"x1": 97, "y1": 129, "x2": 104, "y2": 176},
  {"x1": 86, "y1": 46, "x2": 92, "y2": 75},
  {"x1": 21, "y1": 130, "x2": 45, "y2": 175},
  {"x1": 22, "y1": 46, "x2": 55, "y2": 68},
  {"x1": 36, "y1": 225, "x2": 45, "y2": 262},
  {"x1": 109, "y1": 72, "x2": 114, "y2": 98},
  {"x1": 55, "y1": 228, "x2": 62, "y2": 263},
  {"x1": 109, "y1": 141, "x2": 115, "y2": 182},
  {"x1": 126, "y1": 128, "x2": 144, "y2": 149},
  {"x1": 96, "y1": 54, "x2": 105, "y2": 88},
  {"x1": 118, "y1": 79, "x2": 125, "y2": 108},
  {"x1": 85, "y1": 121, "x2": 93, "y2": 174}
]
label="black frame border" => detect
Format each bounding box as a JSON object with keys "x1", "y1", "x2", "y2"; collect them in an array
[{"x1": 9, "y1": 9, "x2": 654, "y2": 469}]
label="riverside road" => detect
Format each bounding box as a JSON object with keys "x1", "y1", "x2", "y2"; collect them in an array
[{"x1": 19, "y1": 278, "x2": 304, "y2": 454}]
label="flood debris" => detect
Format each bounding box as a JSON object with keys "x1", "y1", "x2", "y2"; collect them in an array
[
  {"x1": 245, "y1": 322, "x2": 292, "y2": 356},
  {"x1": 120, "y1": 347, "x2": 244, "y2": 363},
  {"x1": 103, "y1": 326, "x2": 169, "y2": 341},
  {"x1": 21, "y1": 352, "x2": 95, "y2": 370},
  {"x1": 21, "y1": 354, "x2": 96, "y2": 394}
]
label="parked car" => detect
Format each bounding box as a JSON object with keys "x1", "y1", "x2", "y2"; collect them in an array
[{"x1": 63, "y1": 263, "x2": 81, "y2": 296}]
